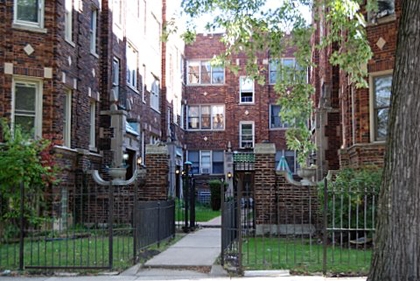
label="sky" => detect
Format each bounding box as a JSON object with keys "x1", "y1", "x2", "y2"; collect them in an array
[{"x1": 190, "y1": 0, "x2": 312, "y2": 33}]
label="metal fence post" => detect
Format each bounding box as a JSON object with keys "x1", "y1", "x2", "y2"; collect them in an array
[
  {"x1": 19, "y1": 182, "x2": 24, "y2": 271},
  {"x1": 220, "y1": 179, "x2": 225, "y2": 266},
  {"x1": 133, "y1": 182, "x2": 138, "y2": 264},
  {"x1": 157, "y1": 201, "x2": 161, "y2": 247},
  {"x1": 323, "y1": 177, "x2": 328, "y2": 275},
  {"x1": 108, "y1": 182, "x2": 114, "y2": 269}
]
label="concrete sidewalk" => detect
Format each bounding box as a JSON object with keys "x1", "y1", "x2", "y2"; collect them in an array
[{"x1": 143, "y1": 227, "x2": 221, "y2": 271}]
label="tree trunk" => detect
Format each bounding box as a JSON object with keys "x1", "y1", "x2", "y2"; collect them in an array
[{"x1": 368, "y1": 1, "x2": 420, "y2": 280}]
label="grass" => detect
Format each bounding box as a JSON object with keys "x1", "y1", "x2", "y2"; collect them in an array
[
  {"x1": 175, "y1": 201, "x2": 221, "y2": 222},
  {"x1": 0, "y1": 234, "x2": 133, "y2": 271},
  {"x1": 0, "y1": 232, "x2": 183, "y2": 272},
  {"x1": 242, "y1": 237, "x2": 372, "y2": 275}
]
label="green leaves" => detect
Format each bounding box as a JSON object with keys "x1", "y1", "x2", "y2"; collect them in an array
[{"x1": 180, "y1": 0, "x2": 376, "y2": 165}]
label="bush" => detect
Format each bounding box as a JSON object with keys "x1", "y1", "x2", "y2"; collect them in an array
[
  {"x1": 318, "y1": 166, "x2": 382, "y2": 231},
  {"x1": 209, "y1": 180, "x2": 224, "y2": 211}
]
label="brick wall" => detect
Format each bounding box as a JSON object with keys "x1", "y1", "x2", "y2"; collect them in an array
[{"x1": 141, "y1": 144, "x2": 169, "y2": 200}]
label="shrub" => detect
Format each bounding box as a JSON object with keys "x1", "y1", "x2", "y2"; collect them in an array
[
  {"x1": 209, "y1": 179, "x2": 224, "y2": 211},
  {"x1": 318, "y1": 166, "x2": 382, "y2": 231}
]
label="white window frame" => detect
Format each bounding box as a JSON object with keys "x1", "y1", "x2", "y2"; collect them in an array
[
  {"x1": 13, "y1": 0, "x2": 45, "y2": 30},
  {"x1": 12, "y1": 78, "x2": 43, "y2": 139},
  {"x1": 150, "y1": 80, "x2": 160, "y2": 112},
  {"x1": 90, "y1": 9, "x2": 98, "y2": 55},
  {"x1": 187, "y1": 60, "x2": 225, "y2": 85},
  {"x1": 89, "y1": 100, "x2": 96, "y2": 150},
  {"x1": 126, "y1": 44, "x2": 138, "y2": 90},
  {"x1": 369, "y1": 70, "x2": 392, "y2": 143},
  {"x1": 269, "y1": 58, "x2": 306, "y2": 84},
  {"x1": 239, "y1": 121, "x2": 255, "y2": 149},
  {"x1": 112, "y1": 58, "x2": 120, "y2": 100},
  {"x1": 239, "y1": 76, "x2": 254, "y2": 104},
  {"x1": 187, "y1": 105, "x2": 225, "y2": 131},
  {"x1": 200, "y1": 151, "x2": 211, "y2": 174},
  {"x1": 63, "y1": 89, "x2": 72, "y2": 147},
  {"x1": 65, "y1": 0, "x2": 73, "y2": 43}
]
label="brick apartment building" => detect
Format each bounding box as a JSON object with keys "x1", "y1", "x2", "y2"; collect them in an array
[
  {"x1": 0, "y1": 0, "x2": 398, "y2": 198},
  {"x1": 183, "y1": 33, "x2": 301, "y2": 192},
  {"x1": 312, "y1": 0, "x2": 398, "y2": 177},
  {"x1": 0, "y1": 0, "x2": 185, "y2": 197}
]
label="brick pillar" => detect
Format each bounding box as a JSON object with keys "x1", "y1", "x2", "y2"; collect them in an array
[
  {"x1": 141, "y1": 144, "x2": 169, "y2": 200},
  {"x1": 254, "y1": 143, "x2": 276, "y2": 233}
]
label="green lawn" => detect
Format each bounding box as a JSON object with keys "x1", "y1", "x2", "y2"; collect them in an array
[
  {"x1": 0, "y1": 234, "x2": 133, "y2": 271},
  {"x1": 175, "y1": 202, "x2": 221, "y2": 222},
  {"x1": 242, "y1": 237, "x2": 372, "y2": 275}
]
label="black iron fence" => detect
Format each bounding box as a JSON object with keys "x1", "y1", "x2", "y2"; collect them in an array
[
  {"x1": 0, "y1": 179, "x2": 175, "y2": 271},
  {"x1": 221, "y1": 177, "x2": 378, "y2": 275},
  {"x1": 134, "y1": 200, "x2": 175, "y2": 253}
]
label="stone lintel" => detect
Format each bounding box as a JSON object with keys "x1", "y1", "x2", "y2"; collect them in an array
[
  {"x1": 254, "y1": 143, "x2": 276, "y2": 155},
  {"x1": 146, "y1": 144, "x2": 168, "y2": 155}
]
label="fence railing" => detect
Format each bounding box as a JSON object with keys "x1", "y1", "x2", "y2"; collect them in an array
[
  {"x1": 134, "y1": 200, "x2": 175, "y2": 254},
  {"x1": 222, "y1": 176, "x2": 377, "y2": 275},
  {"x1": 0, "y1": 180, "x2": 175, "y2": 271}
]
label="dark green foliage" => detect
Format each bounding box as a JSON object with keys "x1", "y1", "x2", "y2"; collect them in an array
[
  {"x1": 209, "y1": 179, "x2": 224, "y2": 211},
  {"x1": 0, "y1": 119, "x2": 59, "y2": 240},
  {"x1": 319, "y1": 167, "x2": 382, "y2": 230}
]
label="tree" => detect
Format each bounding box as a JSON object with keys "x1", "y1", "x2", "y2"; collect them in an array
[
  {"x1": 179, "y1": 0, "x2": 371, "y2": 167},
  {"x1": 368, "y1": 1, "x2": 420, "y2": 280},
  {"x1": 181, "y1": 0, "x2": 420, "y2": 279}
]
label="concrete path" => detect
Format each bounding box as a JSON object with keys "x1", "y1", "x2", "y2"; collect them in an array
[{"x1": 144, "y1": 227, "x2": 221, "y2": 270}]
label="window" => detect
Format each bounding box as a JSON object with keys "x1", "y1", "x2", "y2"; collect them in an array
[
  {"x1": 240, "y1": 76, "x2": 254, "y2": 103},
  {"x1": 240, "y1": 121, "x2": 254, "y2": 149},
  {"x1": 369, "y1": 0, "x2": 395, "y2": 21},
  {"x1": 90, "y1": 9, "x2": 98, "y2": 54},
  {"x1": 269, "y1": 58, "x2": 306, "y2": 84},
  {"x1": 14, "y1": 0, "x2": 44, "y2": 29},
  {"x1": 112, "y1": 58, "x2": 120, "y2": 101},
  {"x1": 126, "y1": 44, "x2": 138, "y2": 89},
  {"x1": 12, "y1": 79, "x2": 43, "y2": 138},
  {"x1": 89, "y1": 100, "x2": 96, "y2": 149},
  {"x1": 113, "y1": 0, "x2": 122, "y2": 26},
  {"x1": 270, "y1": 104, "x2": 288, "y2": 129},
  {"x1": 275, "y1": 150, "x2": 298, "y2": 174},
  {"x1": 212, "y1": 151, "x2": 224, "y2": 174},
  {"x1": 200, "y1": 151, "x2": 211, "y2": 174},
  {"x1": 151, "y1": 80, "x2": 160, "y2": 111},
  {"x1": 63, "y1": 90, "x2": 72, "y2": 147},
  {"x1": 187, "y1": 105, "x2": 225, "y2": 130},
  {"x1": 187, "y1": 60, "x2": 224, "y2": 85},
  {"x1": 65, "y1": 0, "x2": 73, "y2": 42},
  {"x1": 187, "y1": 150, "x2": 224, "y2": 175},
  {"x1": 371, "y1": 73, "x2": 392, "y2": 141}
]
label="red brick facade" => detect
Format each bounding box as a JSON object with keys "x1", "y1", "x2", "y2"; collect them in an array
[{"x1": 313, "y1": 0, "x2": 400, "y2": 172}]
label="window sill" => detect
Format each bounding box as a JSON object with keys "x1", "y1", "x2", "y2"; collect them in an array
[
  {"x1": 127, "y1": 84, "x2": 139, "y2": 93},
  {"x1": 186, "y1": 83, "x2": 225, "y2": 86},
  {"x1": 367, "y1": 14, "x2": 396, "y2": 26},
  {"x1": 270, "y1": 127, "x2": 288, "y2": 131},
  {"x1": 65, "y1": 39, "x2": 76, "y2": 47},
  {"x1": 12, "y1": 23, "x2": 47, "y2": 34},
  {"x1": 90, "y1": 52, "x2": 99, "y2": 59},
  {"x1": 239, "y1": 102, "x2": 255, "y2": 105},
  {"x1": 89, "y1": 146, "x2": 98, "y2": 153}
]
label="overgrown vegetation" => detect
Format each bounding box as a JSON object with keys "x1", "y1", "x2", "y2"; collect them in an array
[
  {"x1": 319, "y1": 166, "x2": 382, "y2": 230},
  {"x1": 0, "y1": 119, "x2": 59, "y2": 241}
]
